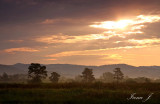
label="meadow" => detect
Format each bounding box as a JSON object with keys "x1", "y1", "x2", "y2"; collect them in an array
[{"x1": 0, "y1": 82, "x2": 160, "y2": 104}]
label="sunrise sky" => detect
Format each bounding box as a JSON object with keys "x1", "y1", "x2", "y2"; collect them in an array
[{"x1": 0, "y1": 0, "x2": 160, "y2": 66}]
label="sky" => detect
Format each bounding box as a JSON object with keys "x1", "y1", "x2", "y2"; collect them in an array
[{"x1": 0, "y1": 0, "x2": 160, "y2": 66}]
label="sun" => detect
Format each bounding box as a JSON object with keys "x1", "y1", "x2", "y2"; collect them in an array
[
  {"x1": 90, "y1": 20, "x2": 133, "y2": 29},
  {"x1": 116, "y1": 20, "x2": 132, "y2": 29}
]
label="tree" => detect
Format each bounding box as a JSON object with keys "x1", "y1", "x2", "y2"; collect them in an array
[
  {"x1": 113, "y1": 68, "x2": 124, "y2": 83},
  {"x1": 49, "y1": 72, "x2": 60, "y2": 83},
  {"x1": 81, "y1": 68, "x2": 95, "y2": 83},
  {"x1": 100, "y1": 72, "x2": 114, "y2": 83},
  {"x1": 28, "y1": 63, "x2": 47, "y2": 83},
  {"x1": 0, "y1": 72, "x2": 9, "y2": 82}
]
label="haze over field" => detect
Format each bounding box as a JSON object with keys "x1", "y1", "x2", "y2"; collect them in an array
[
  {"x1": 0, "y1": 0, "x2": 160, "y2": 66},
  {"x1": 0, "y1": 63, "x2": 160, "y2": 79}
]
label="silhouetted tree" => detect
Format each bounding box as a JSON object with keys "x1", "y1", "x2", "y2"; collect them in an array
[
  {"x1": 0, "y1": 72, "x2": 9, "y2": 82},
  {"x1": 49, "y1": 72, "x2": 60, "y2": 83},
  {"x1": 82, "y1": 68, "x2": 95, "y2": 83},
  {"x1": 113, "y1": 68, "x2": 124, "y2": 83},
  {"x1": 28, "y1": 63, "x2": 47, "y2": 83}
]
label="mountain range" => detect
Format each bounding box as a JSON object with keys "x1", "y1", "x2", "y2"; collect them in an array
[{"x1": 0, "y1": 63, "x2": 160, "y2": 79}]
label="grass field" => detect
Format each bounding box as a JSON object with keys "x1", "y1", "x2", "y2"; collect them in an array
[{"x1": 0, "y1": 82, "x2": 160, "y2": 104}]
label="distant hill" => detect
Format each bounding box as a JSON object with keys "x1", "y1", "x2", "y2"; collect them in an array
[{"x1": 0, "y1": 63, "x2": 160, "y2": 79}]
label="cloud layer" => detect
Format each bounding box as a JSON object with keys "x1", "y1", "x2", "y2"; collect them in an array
[{"x1": 0, "y1": 0, "x2": 160, "y2": 65}]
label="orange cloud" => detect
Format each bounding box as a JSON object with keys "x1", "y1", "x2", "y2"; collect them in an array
[
  {"x1": 101, "y1": 54, "x2": 123, "y2": 60},
  {"x1": 44, "y1": 58, "x2": 57, "y2": 61},
  {"x1": 39, "y1": 15, "x2": 157, "y2": 45},
  {"x1": 90, "y1": 20, "x2": 133, "y2": 29},
  {"x1": 35, "y1": 33, "x2": 114, "y2": 44},
  {"x1": 46, "y1": 50, "x2": 123, "y2": 61},
  {"x1": 46, "y1": 44, "x2": 151, "y2": 58},
  {"x1": 37, "y1": 15, "x2": 160, "y2": 45},
  {"x1": 89, "y1": 15, "x2": 160, "y2": 38},
  {"x1": 46, "y1": 50, "x2": 121, "y2": 58},
  {"x1": 4, "y1": 47, "x2": 39, "y2": 53},
  {"x1": 128, "y1": 38, "x2": 160, "y2": 45},
  {"x1": 136, "y1": 15, "x2": 160, "y2": 24},
  {"x1": 41, "y1": 19, "x2": 57, "y2": 24},
  {"x1": 90, "y1": 15, "x2": 160, "y2": 29}
]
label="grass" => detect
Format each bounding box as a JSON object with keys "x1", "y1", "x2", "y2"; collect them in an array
[{"x1": 0, "y1": 82, "x2": 160, "y2": 104}]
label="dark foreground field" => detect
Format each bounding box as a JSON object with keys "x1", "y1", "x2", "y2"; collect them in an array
[{"x1": 0, "y1": 83, "x2": 160, "y2": 104}]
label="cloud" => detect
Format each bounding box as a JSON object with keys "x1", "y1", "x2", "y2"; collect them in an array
[
  {"x1": 45, "y1": 50, "x2": 123, "y2": 64},
  {"x1": 101, "y1": 54, "x2": 122, "y2": 60},
  {"x1": 4, "y1": 47, "x2": 39, "y2": 53},
  {"x1": 128, "y1": 38, "x2": 160, "y2": 45},
  {"x1": 35, "y1": 31, "x2": 141, "y2": 45},
  {"x1": 2, "y1": 0, "x2": 160, "y2": 26},
  {"x1": 90, "y1": 15, "x2": 160, "y2": 36},
  {"x1": 35, "y1": 14, "x2": 160, "y2": 50},
  {"x1": 35, "y1": 33, "x2": 113, "y2": 44},
  {"x1": 1, "y1": 0, "x2": 160, "y2": 65},
  {"x1": 41, "y1": 18, "x2": 87, "y2": 24},
  {"x1": 44, "y1": 58, "x2": 57, "y2": 61},
  {"x1": 41, "y1": 19, "x2": 57, "y2": 24},
  {"x1": 46, "y1": 44, "x2": 150, "y2": 58}
]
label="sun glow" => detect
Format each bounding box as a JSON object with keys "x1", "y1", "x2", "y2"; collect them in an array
[
  {"x1": 90, "y1": 15, "x2": 160, "y2": 30},
  {"x1": 90, "y1": 20, "x2": 133, "y2": 29},
  {"x1": 88, "y1": 15, "x2": 160, "y2": 39}
]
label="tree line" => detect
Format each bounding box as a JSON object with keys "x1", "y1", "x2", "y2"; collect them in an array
[
  {"x1": 27, "y1": 63, "x2": 123, "y2": 83},
  {"x1": 0, "y1": 63, "x2": 156, "y2": 83}
]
